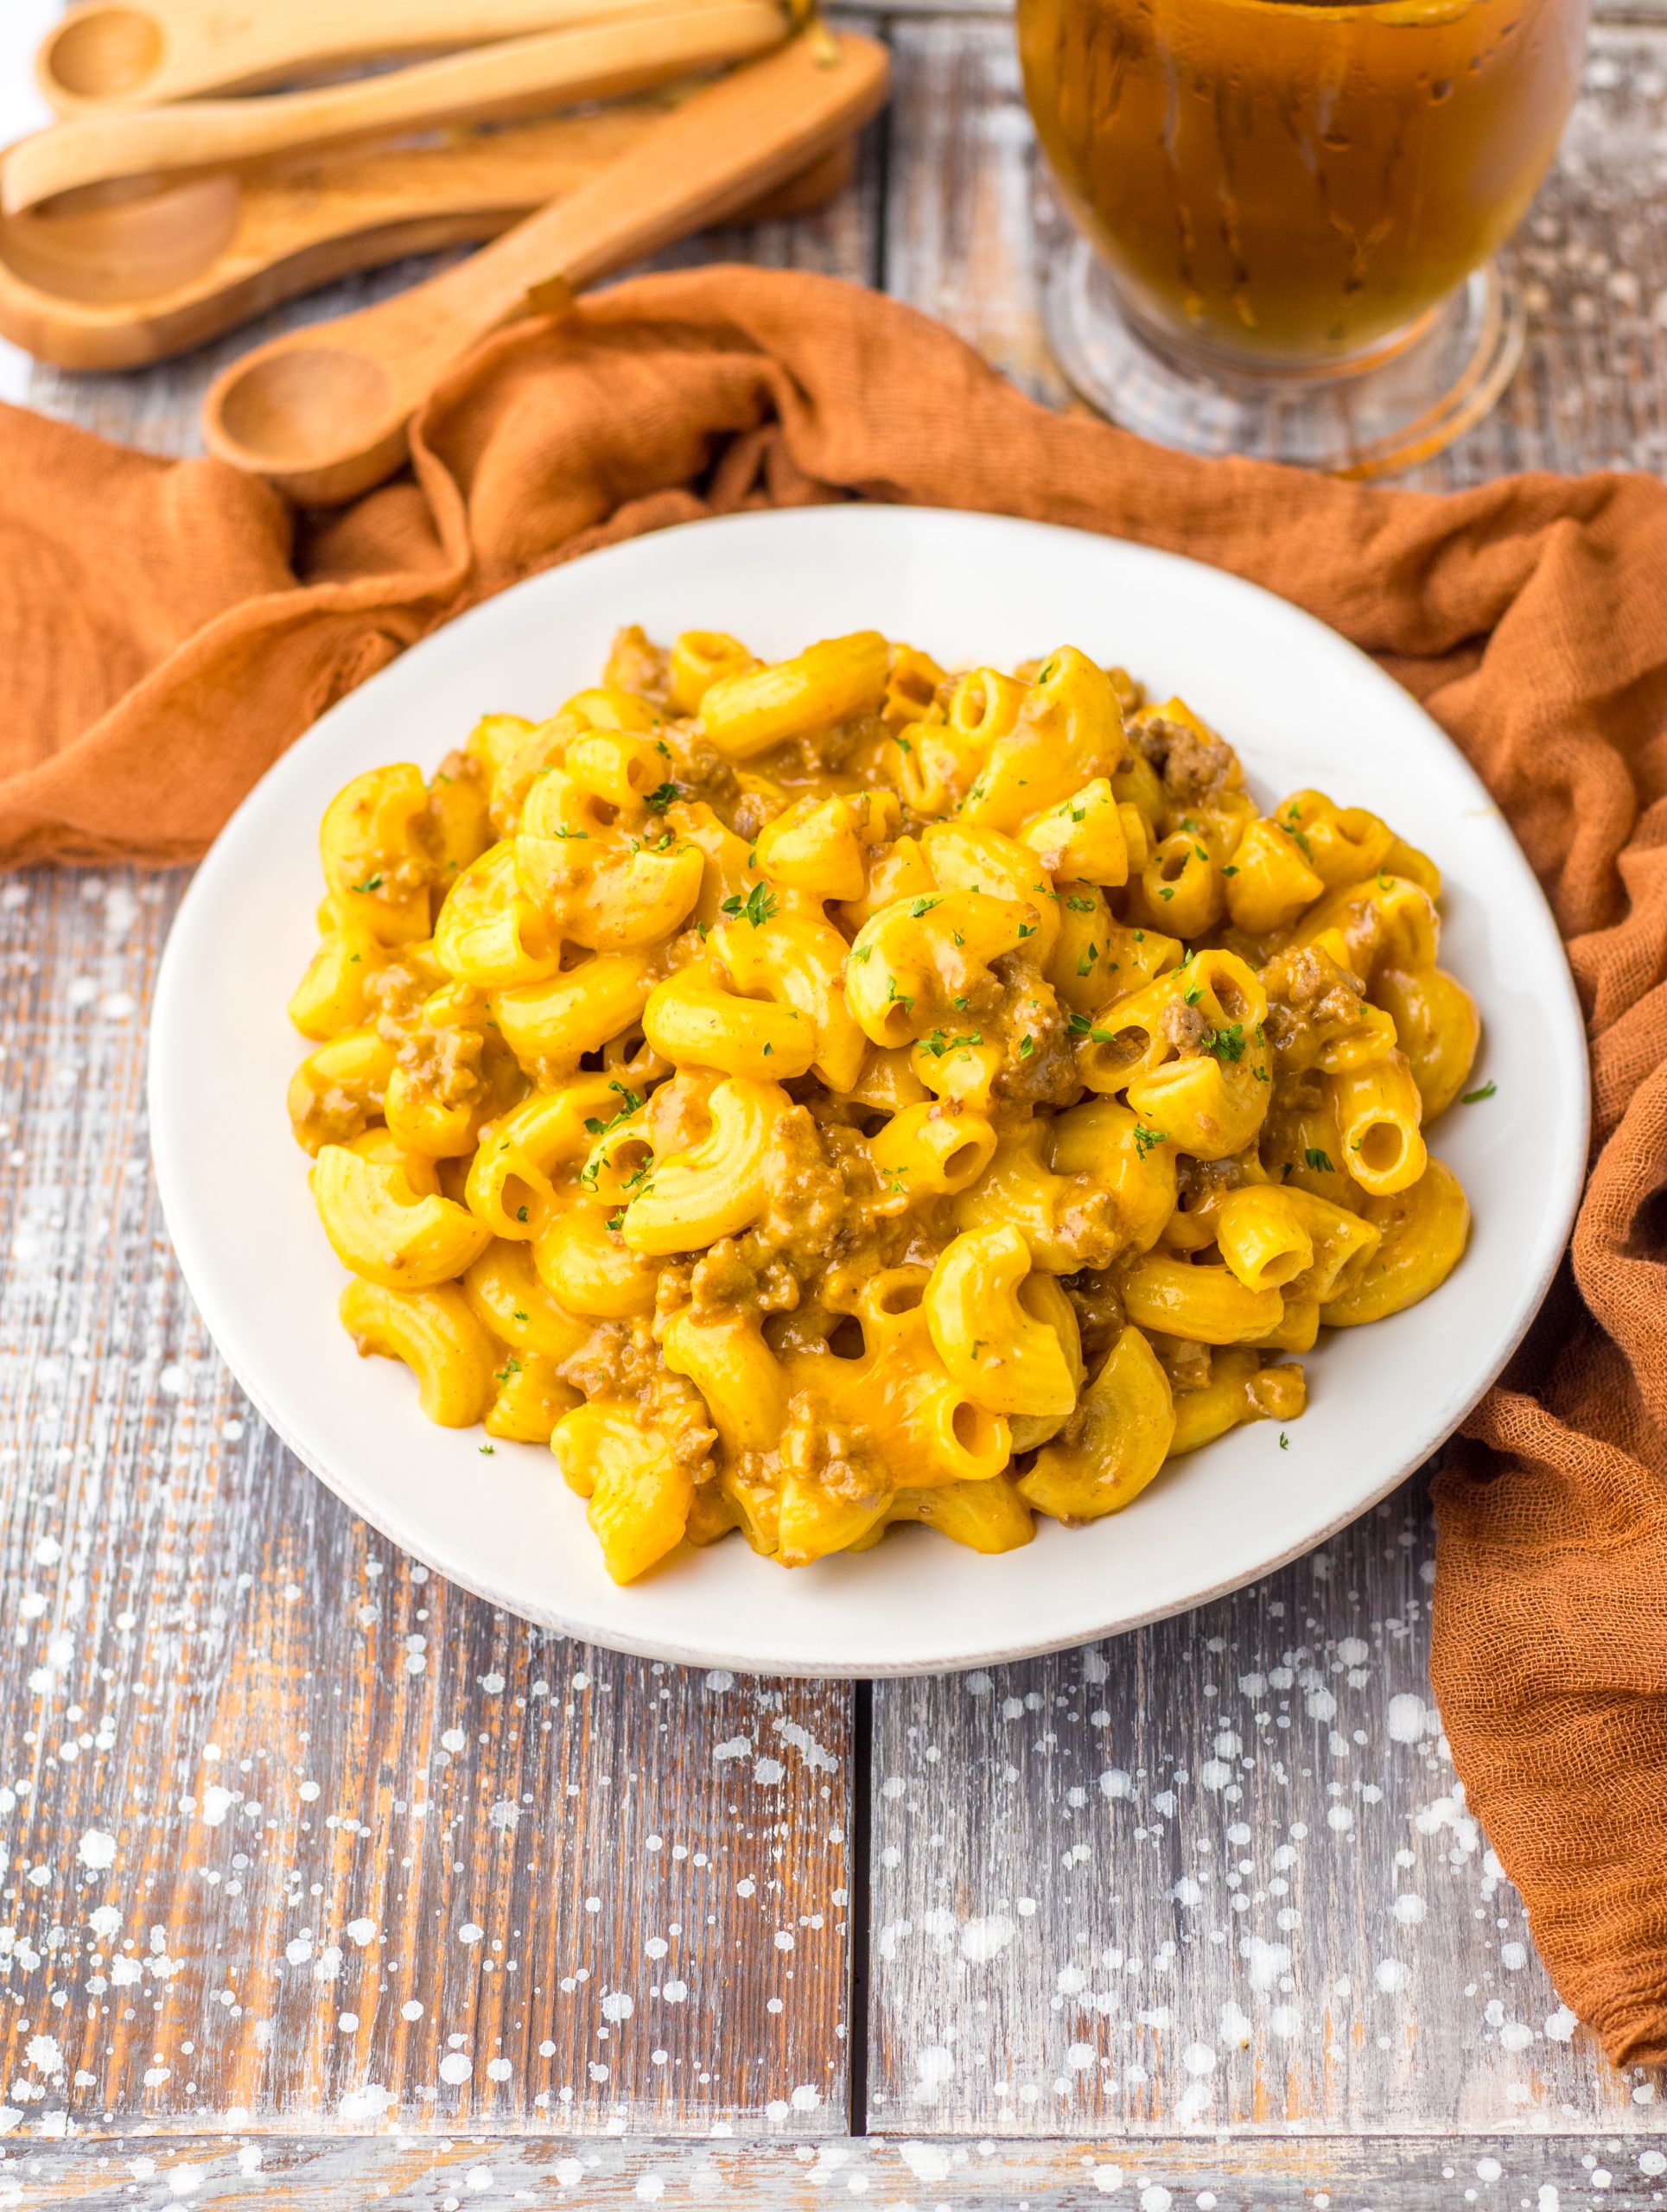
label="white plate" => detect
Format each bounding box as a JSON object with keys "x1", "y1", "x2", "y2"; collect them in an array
[{"x1": 149, "y1": 506, "x2": 1588, "y2": 1677}]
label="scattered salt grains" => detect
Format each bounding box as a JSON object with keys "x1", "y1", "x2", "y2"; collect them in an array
[
  {"x1": 1386, "y1": 1694, "x2": 1428, "y2": 1742},
  {"x1": 198, "y1": 1784, "x2": 235, "y2": 1827}
]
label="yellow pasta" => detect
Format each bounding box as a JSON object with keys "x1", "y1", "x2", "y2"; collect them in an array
[{"x1": 288, "y1": 627, "x2": 1479, "y2": 1581}]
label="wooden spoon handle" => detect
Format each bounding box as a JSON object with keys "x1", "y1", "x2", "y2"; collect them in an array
[
  {"x1": 4, "y1": 0, "x2": 787, "y2": 217},
  {"x1": 38, "y1": 0, "x2": 770, "y2": 112},
  {"x1": 404, "y1": 29, "x2": 888, "y2": 340},
  {"x1": 200, "y1": 32, "x2": 888, "y2": 504}
]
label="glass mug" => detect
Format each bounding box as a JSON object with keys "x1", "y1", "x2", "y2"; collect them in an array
[{"x1": 1018, "y1": 0, "x2": 1590, "y2": 469}]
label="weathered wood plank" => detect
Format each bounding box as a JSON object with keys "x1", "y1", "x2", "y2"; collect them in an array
[
  {"x1": 0, "y1": 870, "x2": 852, "y2": 2133},
  {"x1": 3, "y1": 2129, "x2": 1667, "y2": 2206},
  {"x1": 870, "y1": 12, "x2": 1667, "y2": 2138},
  {"x1": 883, "y1": 13, "x2": 1072, "y2": 408},
  {"x1": 866, "y1": 1474, "x2": 1664, "y2": 2133}
]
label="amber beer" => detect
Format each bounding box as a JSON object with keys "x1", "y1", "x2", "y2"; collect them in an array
[{"x1": 1018, "y1": 0, "x2": 1588, "y2": 370}]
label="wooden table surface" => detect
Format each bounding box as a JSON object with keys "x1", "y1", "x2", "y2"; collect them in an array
[{"x1": 3, "y1": 6, "x2": 1667, "y2": 2206}]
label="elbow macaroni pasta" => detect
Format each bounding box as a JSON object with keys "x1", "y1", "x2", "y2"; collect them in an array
[{"x1": 289, "y1": 624, "x2": 1479, "y2": 1584}]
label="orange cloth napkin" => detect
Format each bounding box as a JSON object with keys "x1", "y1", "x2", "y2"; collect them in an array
[{"x1": 4, "y1": 267, "x2": 1662, "y2": 2063}]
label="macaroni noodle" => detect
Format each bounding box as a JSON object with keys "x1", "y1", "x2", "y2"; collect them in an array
[{"x1": 289, "y1": 626, "x2": 1478, "y2": 1581}]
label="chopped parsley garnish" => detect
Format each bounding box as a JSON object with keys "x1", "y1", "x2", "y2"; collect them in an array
[
  {"x1": 583, "y1": 1086, "x2": 643, "y2": 1140},
  {"x1": 1019, "y1": 1035, "x2": 1034, "y2": 1058},
  {"x1": 1066, "y1": 894, "x2": 1098, "y2": 913},
  {"x1": 909, "y1": 895, "x2": 942, "y2": 918},
  {"x1": 478, "y1": 1443, "x2": 495, "y2": 1455},
  {"x1": 886, "y1": 978, "x2": 914, "y2": 1014},
  {"x1": 1077, "y1": 944, "x2": 1099, "y2": 976},
  {"x1": 1461, "y1": 1079, "x2": 1497, "y2": 1104},
  {"x1": 852, "y1": 944, "x2": 872, "y2": 963},
  {"x1": 1066, "y1": 1012, "x2": 1117, "y2": 1046},
  {"x1": 1278, "y1": 1433, "x2": 1290, "y2": 1452},
  {"x1": 644, "y1": 782, "x2": 681, "y2": 811},
  {"x1": 1201, "y1": 1022, "x2": 1246, "y2": 1064},
  {"x1": 1133, "y1": 1122, "x2": 1167, "y2": 1160},
  {"x1": 551, "y1": 826, "x2": 589, "y2": 842},
  {"x1": 495, "y1": 1357, "x2": 522, "y2": 1384},
  {"x1": 516, "y1": 1205, "x2": 529, "y2": 1224},
  {"x1": 349, "y1": 874, "x2": 384, "y2": 895},
  {"x1": 1157, "y1": 887, "x2": 1175, "y2": 901},
  {"x1": 924, "y1": 1029, "x2": 983, "y2": 1058},
  {"x1": 1304, "y1": 1147, "x2": 1334, "y2": 1173},
  {"x1": 606, "y1": 1210, "x2": 626, "y2": 1232},
  {"x1": 1183, "y1": 985, "x2": 1202, "y2": 1006},
  {"x1": 1016, "y1": 922, "x2": 1036, "y2": 940},
  {"x1": 721, "y1": 881, "x2": 777, "y2": 929}
]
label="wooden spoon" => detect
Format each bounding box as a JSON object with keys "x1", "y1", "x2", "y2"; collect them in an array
[
  {"x1": 200, "y1": 31, "x2": 888, "y2": 506},
  {"x1": 3, "y1": 0, "x2": 788, "y2": 218},
  {"x1": 0, "y1": 113, "x2": 854, "y2": 370},
  {"x1": 38, "y1": 0, "x2": 768, "y2": 113}
]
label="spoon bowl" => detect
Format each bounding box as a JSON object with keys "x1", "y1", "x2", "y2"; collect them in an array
[
  {"x1": 0, "y1": 174, "x2": 239, "y2": 305},
  {"x1": 214, "y1": 346, "x2": 403, "y2": 474},
  {"x1": 39, "y1": 6, "x2": 167, "y2": 104}
]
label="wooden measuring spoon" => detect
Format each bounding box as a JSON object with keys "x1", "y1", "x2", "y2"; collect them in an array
[
  {"x1": 39, "y1": 0, "x2": 773, "y2": 113},
  {"x1": 202, "y1": 30, "x2": 888, "y2": 505},
  {"x1": 0, "y1": 113, "x2": 854, "y2": 370},
  {"x1": 3, "y1": 0, "x2": 787, "y2": 218}
]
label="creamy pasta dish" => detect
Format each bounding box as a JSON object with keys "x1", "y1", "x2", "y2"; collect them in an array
[{"x1": 287, "y1": 626, "x2": 1477, "y2": 1582}]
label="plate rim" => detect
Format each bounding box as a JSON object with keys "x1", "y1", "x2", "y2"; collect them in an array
[{"x1": 147, "y1": 503, "x2": 1591, "y2": 1678}]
